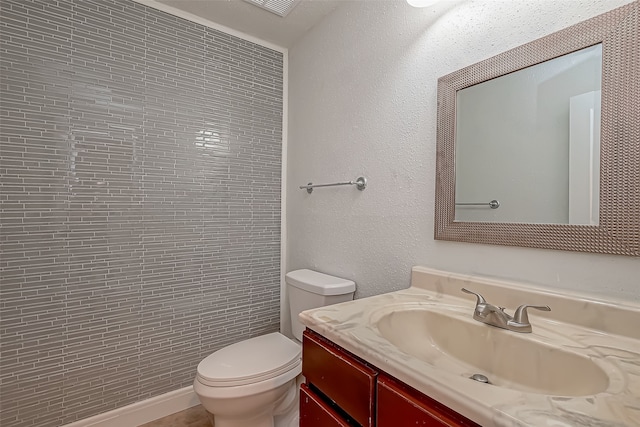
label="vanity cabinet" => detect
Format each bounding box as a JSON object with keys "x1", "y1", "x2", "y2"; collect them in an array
[
  {"x1": 300, "y1": 383, "x2": 352, "y2": 427},
  {"x1": 301, "y1": 329, "x2": 377, "y2": 427},
  {"x1": 377, "y1": 374, "x2": 480, "y2": 427},
  {"x1": 301, "y1": 329, "x2": 480, "y2": 427}
]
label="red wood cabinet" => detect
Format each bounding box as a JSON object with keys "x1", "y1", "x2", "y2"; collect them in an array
[
  {"x1": 377, "y1": 374, "x2": 480, "y2": 427},
  {"x1": 302, "y1": 329, "x2": 377, "y2": 427},
  {"x1": 300, "y1": 383, "x2": 352, "y2": 427},
  {"x1": 301, "y1": 329, "x2": 480, "y2": 427}
]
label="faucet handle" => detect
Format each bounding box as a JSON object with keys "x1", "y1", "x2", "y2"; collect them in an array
[
  {"x1": 461, "y1": 288, "x2": 486, "y2": 305},
  {"x1": 512, "y1": 304, "x2": 551, "y2": 324}
]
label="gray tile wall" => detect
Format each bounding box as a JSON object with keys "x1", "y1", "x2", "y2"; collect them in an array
[{"x1": 0, "y1": 1, "x2": 283, "y2": 425}]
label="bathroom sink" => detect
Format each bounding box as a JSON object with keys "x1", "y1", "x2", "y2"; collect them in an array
[{"x1": 374, "y1": 305, "x2": 610, "y2": 396}]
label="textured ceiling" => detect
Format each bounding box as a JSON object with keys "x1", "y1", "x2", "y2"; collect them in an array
[{"x1": 154, "y1": 0, "x2": 342, "y2": 48}]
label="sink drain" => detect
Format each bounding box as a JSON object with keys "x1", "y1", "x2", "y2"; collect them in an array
[{"x1": 470, "y1": 373, "x2": 490, "y2": 384}]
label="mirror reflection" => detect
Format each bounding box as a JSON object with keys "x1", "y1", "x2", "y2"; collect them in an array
[{"x1": 454, "y1": 44, "x2": 602, "y2": 225}]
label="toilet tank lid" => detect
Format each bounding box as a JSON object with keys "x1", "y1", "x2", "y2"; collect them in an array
[{"x1": 286, "y1": 269, "x2": 355, "y2": 296}]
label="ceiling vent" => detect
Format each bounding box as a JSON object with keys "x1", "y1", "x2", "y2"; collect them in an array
[{"x1": 242, "y1": 0, "x2": 300, "y2": 17}]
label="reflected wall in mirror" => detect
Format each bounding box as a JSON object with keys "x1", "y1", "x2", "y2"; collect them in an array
[
  {"x1": 455, "y1": 44, "x2": 602, "y2": 225},
  {"x1": 435, "y1": 2, "x2": 639, "y2": 256}
]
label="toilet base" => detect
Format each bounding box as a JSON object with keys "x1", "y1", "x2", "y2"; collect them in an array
[
  {"x1": 274, "y1": 394, "x2": 300, "y2": 427},
  {"x1": 196, "y1": 376, "x2": 299, "y2": 427},
  {"x1": 209, "y1": 411, "x2": 274, "y2": 427},
  {"x1": 203, "y1": 407, "x2": 299, "y2": 427}
]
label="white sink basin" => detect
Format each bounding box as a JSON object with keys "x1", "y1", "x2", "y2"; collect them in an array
[{"x1": 374, "y1": 304, "x2": 610, "y2": 396}]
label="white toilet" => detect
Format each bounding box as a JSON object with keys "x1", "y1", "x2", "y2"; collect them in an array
[{"x1": 193, "y1": 269, "x2": 356, "y2": 427}]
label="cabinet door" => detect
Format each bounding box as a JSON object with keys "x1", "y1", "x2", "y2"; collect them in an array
[
  {"x1": 302, "y1": 330, "x2": 377, "y2": 427},
  {"x1": 377, "y1": 374, "x2": 481, "y2": 427},
  {"x1": 300, "y1": 383, "x2": 351, "y2": 427}
]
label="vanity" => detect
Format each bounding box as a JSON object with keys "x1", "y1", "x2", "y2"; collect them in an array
[{"x1": 298, "y1": 267, "x2": 640, "y2": 426}]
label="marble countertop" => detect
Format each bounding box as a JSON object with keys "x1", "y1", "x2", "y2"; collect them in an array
[{"x1": 299, "y1": 267, "x2": 640, "y2": 427}]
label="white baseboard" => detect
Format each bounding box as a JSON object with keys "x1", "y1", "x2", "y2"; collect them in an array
[{"x1": 62, "y1": 386, "x2": 200, "y2": 427}]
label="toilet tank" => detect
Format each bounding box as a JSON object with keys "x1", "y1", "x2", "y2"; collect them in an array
[{"x1": 286, "y1": 269, "x2": 356, "y2": 342}]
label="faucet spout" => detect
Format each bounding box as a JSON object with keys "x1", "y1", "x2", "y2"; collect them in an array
[{"x1": 474, "y1": 303, "x2": 512, "y2": 328}]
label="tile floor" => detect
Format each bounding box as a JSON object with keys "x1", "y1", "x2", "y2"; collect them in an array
[{"x1": 139, "y1": 405, "x2": 212, "y2": 427}]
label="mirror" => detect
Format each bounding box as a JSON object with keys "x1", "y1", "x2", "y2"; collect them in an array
[
  {"x1": 435, "y1": 2, "x2": 639, "y2": 256},
  {"x1": 455, "y1": 44, "x2": 602, "y2": 225}
]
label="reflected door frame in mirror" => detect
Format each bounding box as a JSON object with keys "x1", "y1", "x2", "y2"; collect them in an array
[{"x1": 434, "y1": 2, "x2": 639, "y2": 256}]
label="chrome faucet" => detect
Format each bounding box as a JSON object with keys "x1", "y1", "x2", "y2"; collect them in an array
[{"x1": 461, "y1": 288, "x2": 550, "y2": 333}]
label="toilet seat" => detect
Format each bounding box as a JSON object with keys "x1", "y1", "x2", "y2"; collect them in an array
[{"x1": 196, "y1": 332, "x2": 301, "y2": 387}]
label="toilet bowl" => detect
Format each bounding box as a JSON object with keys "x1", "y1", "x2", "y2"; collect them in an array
[
  {"x1": 193, "y1": 269, "x2": 355, "y2": 427},
  {"x1": 194, "y1": 333, "x2": 301, "y2": 427}
]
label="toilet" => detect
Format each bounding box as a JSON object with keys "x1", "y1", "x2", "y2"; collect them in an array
[{"x1": 193, "y1": 269, "x2": 356, "y2": 427}]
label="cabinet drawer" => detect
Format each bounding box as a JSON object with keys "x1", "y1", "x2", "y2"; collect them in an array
[
  {"x1": 300, "y1": 383, "x2": 351, "y2": 427},
  {"x1": 377, "y1": 374, "x2": 481, "y2": 427},
  {"x1": 302, "y1": 329, "x2": 377, "y2": 427}
]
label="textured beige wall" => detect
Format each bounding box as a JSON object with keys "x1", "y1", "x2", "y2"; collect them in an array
[{"x1": 286, "y1": 0, "x2": 638, "y2": 302}]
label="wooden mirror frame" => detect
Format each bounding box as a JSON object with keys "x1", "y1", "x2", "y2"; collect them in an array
[{"x1": 434, "y1": 2, "x2": 639, "y2": 257}]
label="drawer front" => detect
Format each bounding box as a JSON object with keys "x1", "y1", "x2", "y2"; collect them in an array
[
  {"x1": 377, "y1": 374, "x2": 481, "y2": 427},
  {"x1": 302, "y1": 330, "x2": 377, "y2": 427},
  {"x1": 300, "y1": 383, "x2": 351, "y2": 427}
]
